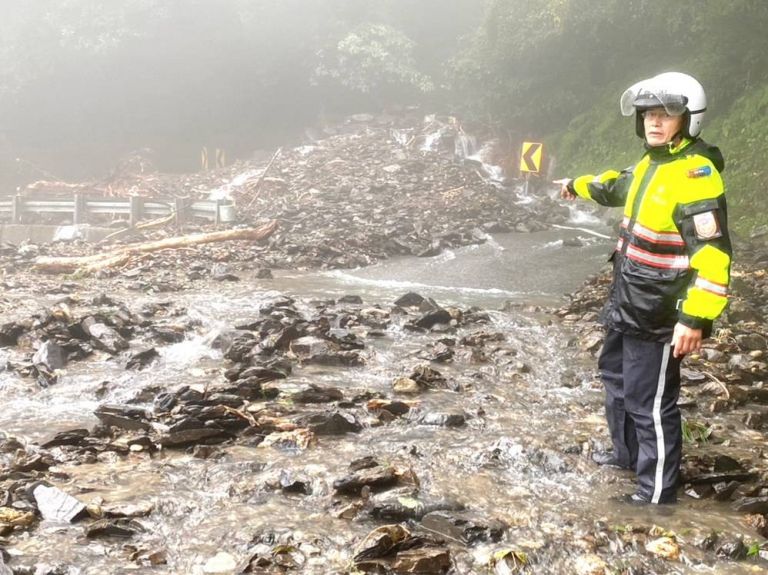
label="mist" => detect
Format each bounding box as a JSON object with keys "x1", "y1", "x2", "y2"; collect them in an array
[{"x1": 0, "y1": 0, "x2": 483, "y2": 188}]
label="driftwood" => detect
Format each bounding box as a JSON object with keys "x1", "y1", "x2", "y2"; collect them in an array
[{"x1": 34, "y1": 220, "x2": 278, "y2": 274}]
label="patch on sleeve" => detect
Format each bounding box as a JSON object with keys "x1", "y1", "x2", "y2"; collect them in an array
[{"x1": 692, "y1": 210, "x2": 722, "y2": 240}]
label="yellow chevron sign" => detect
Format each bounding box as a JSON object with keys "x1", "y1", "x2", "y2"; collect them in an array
[{"x1": 520, "y1": 142, "x2": 543, "y2": 173}]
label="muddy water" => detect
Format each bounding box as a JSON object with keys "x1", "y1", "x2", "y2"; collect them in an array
[{"x1": 0, "y1": 229, "x2": 763, "y2": 574}]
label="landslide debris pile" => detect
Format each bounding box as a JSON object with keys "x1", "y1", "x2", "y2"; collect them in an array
[{"x1": 15, "y1": 115, "x2": 572, "y2": 272}]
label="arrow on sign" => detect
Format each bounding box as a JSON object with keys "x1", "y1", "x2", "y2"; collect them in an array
[{"x1": 520, "y1": 142, "x2": 542, "y2": 173}]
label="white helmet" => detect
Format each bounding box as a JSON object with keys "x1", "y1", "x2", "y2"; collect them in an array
[{"x1": 619, "y1": 72, "x2": 707, "y2": 139}]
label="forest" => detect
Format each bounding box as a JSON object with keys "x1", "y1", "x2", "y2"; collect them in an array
[{"x1": 1, "y1": 0, "x2": 767, "y2": 231}]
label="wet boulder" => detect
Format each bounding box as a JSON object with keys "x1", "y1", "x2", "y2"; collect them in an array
[
  {"x1": 224, "y1": 333, "x2": 257, "y2": 362},
  {"x1": 0, "y1": 322, "x2": 26, "y2": 347},
  {"x1": 32, "y1": 341, "x2": 67, "y2": 371},
  {"x1": 417, "y1": 411, "x2": 466, "y2": 427},
  {"x1": 290, "y1": 336, "x2": 332, "y2": 357},
  {"x1": 393, "y1": 548, "x2": 451, "y2": 574},
  {"x1": 305, "y1": 350, "x2": 365, "y2": 367},
  {"x1": 409, "y1": 365, "x2": 448, "y2": 390},
  {"x1": 369, "y1": 493, "x2": 464, "y2": 522},
  {"x1": 295, "y1": 411, "x2": 362, "y2": 435},
  {"x1": 353, "y1": 524, "x2": 411, "y2": 563},
  {"x1": 411, "y1": 308, "x2": 452, "y2": 331},
  {"x1": 85, "y1": 322, "x2": 129, "y2": 354},
  {"x1": 85, "y1": 518, "x2": 143, "y2": 539},
  {"x1": 158, "y1": 424, "x2": 232, "y2": 449},
  {"x1": 291, "y1": 384, "x2": 344, "y2": 404},
  {"x1": 420, "y1": 510, "x2": 505, "y2": 545},
  {"x1": 395, "y1": 292, "x2": 426, "y2": 308},
  {"x1": 32, "y1": 484, "x2": 88, "y2": 523},
  {"x1": 333, "y1": 465, "x2": 399, "y2": 496},
  {"x1": 126, "y1": 347, "x2": 159, "y2": 370},
  {"x1": 732, "y1": 496, "x2": 768, "y2": 514},
  {"x1": 39, "y1": 429, "x2": 90, "y2": 449},
  {"x1": 94, "y1": 404, "x2": 152, "y2": 432}
]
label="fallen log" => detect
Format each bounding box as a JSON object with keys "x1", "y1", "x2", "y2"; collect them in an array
[{"x1": 34, "y1": 220, "x2": 278, "y2": 274}]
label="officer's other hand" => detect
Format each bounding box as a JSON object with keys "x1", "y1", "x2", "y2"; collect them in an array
[
  {"x1": 554, "y1": 178, "x2": 576, "y2": 200},
  {"x1": 671, "y1": 323, "x2": 702, "y2": 358}
]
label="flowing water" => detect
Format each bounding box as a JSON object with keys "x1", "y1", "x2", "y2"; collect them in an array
[{"x1": 1, "y1": 224, "x2": 762, "y2": 574}]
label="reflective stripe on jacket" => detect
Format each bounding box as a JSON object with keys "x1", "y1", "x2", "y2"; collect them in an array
[{"x1": 569, "y1": 138, "x2": 731, "y2": 341}]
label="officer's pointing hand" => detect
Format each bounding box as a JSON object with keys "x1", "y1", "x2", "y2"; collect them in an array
[{"x1": 554, "y1": 178, "x2": 576, "y2": 200}]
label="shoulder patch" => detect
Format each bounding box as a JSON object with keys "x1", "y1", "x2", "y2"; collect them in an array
[
  {"x1": 687, "y1": 165, "x2": 712, "y2": 178},
  {"x1": 692, "y1": 210, "x2": 722, "y2": 240}
]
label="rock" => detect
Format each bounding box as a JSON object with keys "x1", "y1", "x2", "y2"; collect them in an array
[
  {"x1": 687, "y1": 471, "x2": 757, "y2": 485},
  {"x1": 290, "y1": 336, "x2": 331, "y2": 357},
  {"x1": 256, "y1": 268, "x2": 273, "y2": 279},
  {"x1": 742, "y1": 410, "x2": 768, "y2": 430},
  {"x1": 338, "y1": 294, "x2": 363, "y2": 305},
  {"x1": 203, "y1": 552, "x2": 238, "y2": 574},
  {"x1": 732, "y1": 496, "x2": 768, "y2": 514},
  {"x1": 368, "y1": 494, "x2": 463, "y2": 522},
  {"x1": 39, "y1": 429, "x2": 90, "y2": 449},
  {"x1": 0, "y1": 507, "x2": 36, "y2": 528},
  {"x1": 715, "y1": 538, "x2": 748, "y2": 560},
  {"x1": 86, "y1": 322, "x2": 129, "y2": 354},
  {"x1": 645, "y1": 537, "x2": 680, "y2": 561},
  {"x1": 713, "y1": 455, "x2": 743, "y2": 472},
  {"x1": 367, "y1": 399, "x2": 411, "y2": 418},
  {"x1": 736, "y1": 333, "x2": 767, "y2": 351},
  {"x1": 305, "y1": 350, "x2": 365, "y2": 367},
  {"x1": 86, "y1": 518, "x2": 142, "y2": 538},
  {"x1": 0, "y1": 322, "x2": 25, "y2": 347},
  {"x1": 295, "y1": 411, "x2": 362, "y2": 435},
  {"x1": 353, "y1": 524, "x2": 411, "y2": 563},
  {"x1": 291, "y1": 384, "x2": 344, "y2": 404},
  {"x1": 102, "y1": 501, "x2": 153, "y2": 518},
  {"x1": 33, "y1": 485, "x2": 87, "y2": 523},
  {"x1": 409, "y1": 365, "x2": 447, "y2": 389},
  {"x1": 126, "y1": 347, "x2": 159, "y2": 370},
  {"x1": 0, "y1": 552, "x2": 12, "y2": 575},
  {"x1": 744, "y1": 513, "x2": 768, "y2": 538},
  {"x1": 712, "y1": 481, "x2": 740, "y2": 501},
  {"x1": 159, "y1": 426, "x2": 231, "y2": 448},
  {"x1": 94, "y1": 404, "x2": 151, "y2": 431},
  {"x1": 393, "y1": 547, "x2": 451, "y2": 574},
  {"x1": 32, "y1": 341, "x2": 67, "y2": 370},
  {"x1": 277, "y1": 470, "x2": 312, "y2": 495},
  {"x1": 417, "y1": 411, "x2": 466, "y2": 427},
  {"x1": 333, "y1": 466, "x2": 399, "y2": 495},
  {"x1": 420, "y1": 510, "x2": 504, "y2": 544},
  {"x1": 393, "y1": 377, "x2": 421, "y2": 394},
  {"x1": 395, "y1": 292, "x2": 426, "y2": 307},
  {"x1": 413, "y1": 308, "x2": 452, "y2": 330}
]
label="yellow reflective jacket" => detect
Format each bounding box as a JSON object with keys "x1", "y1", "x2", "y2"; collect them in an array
[{"x1": 569, "y1": 138, "x2": 731, "y2": 341}]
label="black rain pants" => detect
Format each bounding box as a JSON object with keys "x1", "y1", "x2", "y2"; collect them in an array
[{"x1": 598, "y1": 328, "x2": 683, "y2": 504}]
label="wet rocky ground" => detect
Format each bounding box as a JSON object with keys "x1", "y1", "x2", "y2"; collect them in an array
[{"x1": 1, "y1": 116, "x2": 767, "y2": 574}]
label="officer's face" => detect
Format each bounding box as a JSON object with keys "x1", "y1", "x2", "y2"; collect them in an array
[{"x1": 643, "y1": 107, "x2": 684, "y2": 146}]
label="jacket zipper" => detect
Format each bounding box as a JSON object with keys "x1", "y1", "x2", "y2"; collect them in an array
[{"x1": 621, "y1": 162, "x2": 659, "y2": 256}]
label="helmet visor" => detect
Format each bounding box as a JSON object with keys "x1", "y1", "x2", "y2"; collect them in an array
[{"x1": 621, "y1": 87, "x2": 688, "y2": 116}]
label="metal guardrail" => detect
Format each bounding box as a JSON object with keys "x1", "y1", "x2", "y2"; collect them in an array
[{"x1": 0, "y1": 194, "x2": 235, "y2": 225}]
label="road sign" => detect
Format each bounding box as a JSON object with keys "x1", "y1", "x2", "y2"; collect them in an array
[{"x1": 520, "y1": 142, "x2": 543, "y2": 173}]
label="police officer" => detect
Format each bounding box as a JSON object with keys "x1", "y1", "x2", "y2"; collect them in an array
[{"x1": 556, "y1": 72, "x2": 732, "y2": 504}]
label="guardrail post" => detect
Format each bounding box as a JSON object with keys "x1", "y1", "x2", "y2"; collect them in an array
[
  {"x1": 129, "y1": 196, "x2": 143, "y2": 227},
  {"x1": 73, "y1": 194, "x2": 86, "y2": 225},
  {"x1": 215, "y1": 199, "x2": 223, "y2": 227},
  {"x1": 175, "y1": 197, "x2": 187, "y2": 231},
  {"x1": 12, "y1": 195, "x2": 23, "y2": 223}
]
